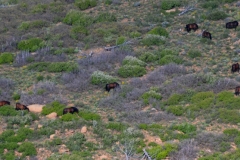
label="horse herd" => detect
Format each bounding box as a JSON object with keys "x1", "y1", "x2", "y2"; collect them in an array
[
  {"x1": 0, "y1": 82, "x2": 121, "y2": 115},
  {"x1": 185, "y1": 20, "x2": 239, "y2": 40}
]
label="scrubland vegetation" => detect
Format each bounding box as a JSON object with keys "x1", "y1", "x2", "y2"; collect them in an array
[{"x1": 1, "y1": 0, "x2": 240, "y2": 159}]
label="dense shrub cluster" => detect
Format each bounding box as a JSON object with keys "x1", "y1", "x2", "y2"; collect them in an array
[
  {"x1": 148, "y1": 27, "x2": 169, "y2": 37},
  {"x1": 27, "y1": 62, "x2": 78, "y2": 72},
  {"x1": 161, "y1": 0, "x2": 181, "y2": 10},
  {"x1": 141, "y1": 89, "x2": 162, "y2": 105},
  {"x1": 91, "y1": 71, "x2": 118, "y2": 85},
  {"x1": 206, "y1": 10, "x2": 228, "y2": 21},
  {"x1": 187, "y1": 50, "x2": 202, "y2": 59},
  {"x1": 42, "y1": 101, "x2": 66, "y2": 116},
  {"x1": 139, "y1": 52, "x2": 158, "y2": 63},
  {"x1": 147, "y1": 143, "x2": 178, "y2": 159},
  {"x1": 0, "y1": 52, "x2": 14, "y2": 64},
  {"x1": 122, "y1": 56, "x2": 146, "y2": 67},
  {"x1": 118, "y1": 65, "x2": 146, "y2": 78},
  {"x1": 141, "y1": 34, "x2": 166, "y2": 46},
  {"x1": 75, "y1": 0, "x2": 97, "y2": 10},
  {"x1": 17, "y1": 38, "x2": 44, "y2": 52},
  {"x1": 18, "y1": 20, "x2": 49, "y2": 31},
  {"x1": 63, "y1": 10, "x2": 93, "y2": 26}
]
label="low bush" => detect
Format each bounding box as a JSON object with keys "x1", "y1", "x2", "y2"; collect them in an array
[
  {"x1": 141, "y1": 34, "x2": 166, "y2": 46},
  {"x1": 66, "y1": 133, "x2": 86, "y2": 151},
  {"x1": 130, "y1": 31, "x2": 141, "y2": 38},
  {"x1": 0, "y1": 52, "x2": 14, "y2": 64},
  {"x1": 0, "y1": 106, "x2": 18, "y2": 116},
  {"x1": 171, "y1": 123, "x2": 197, "y2": 134},
  {"x1": 31, "y1": 4, "x2": 48, "y2": 13},
  {"x1": 27, "y1": 62, "x2": 78, "y2": 72},
  {"x1": 148, "y1": 26, "x2": 169, "y2": 37},
  {"x1": 216, "y1": 91, "x2": 233, "y2": 102},
  {"x1": 207, "y1": 10, "x2": 228, "y2": 21},
  {"x1": 75, "y1": 0, "x2": 97, "y2": 10},
  {"x1": 118, "y1": 65, "x2": 146, "y2": 78},
  {"x1": 147, "y1": 143, "x2": 178, "y2": 160},
  {"x1": 122, "y1": 56, "x2": 146, "y2": 67},
  {"x1": 70, "y1": 26, "x2": 88, "y2": 39},
  {"x1": 63, "y1": 10, "x2": 93, "y2": 26},
  {"x1": 223, "y1": 128, "x2": 240, "y2": 137},
  {"x1": 18, "y1": 142, "x2": 37, "y2": 156},
  {"x1": 17, "y1": 38, "x2": 44, "y2": 52},
  {"x1": 191, "y1": 91, "x2": 214, "y2": 103},
  {"x1": 79, "y1": 111, "x2": 101, "y2": 121},
  {"x1": 159, "y1": 55, "x2": 183, "y2": 65},
  {"x1": 41, "y1": 101, "x2": 66, "y2": 116},
  {"x1": 187, "y1": 50, "x2": 202, "y2": 59},
  {"x1": 18, "y1": 20, "x2": 49, "y2": 31},
  {"x1": 106, "y1": 122, "x2": 128, "y2": 131},
  {"x1": 166, "y1": 94, "x2": 183, "y2": 105},
  {"x1": 61, "y1": 113, "x2": 79, "y2": 121},
  {"x1": 0, "y1": 130, "x2": 15, "y2": 142},
  {"x1": 218, "y1": 109, "x2": 240, "y2": 124},
  {"x1": 95, "y1": 12, "x2": 117, "y2": 23},
  {"x1": 116, "y1": 36, "x2": 126, "y2": 45},
  {"x1": 141, "y1": 90, "x2": 162, "y2": 105},
  {"x1": 139, "y1": 52, "x2": 158, "y2": 63},
  {"x1": 166, "y1": 106, "x2": 184, "y2": 116},
  {"x1": 91, "y1": 71, "x2": 118, "y2": 85}
]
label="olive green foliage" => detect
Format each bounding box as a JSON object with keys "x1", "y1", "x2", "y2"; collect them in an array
[
  {"x1": 191, "y1": 91, "x2": 214, "y2": 103},
  {"x1": 12, "y1": 93, "x2": 21, "y2": 100},
  {"x1": 161, "y1": 0, "x2": 181, "y2": 10},
  {"x1": 17, "y1": 38, "x2": 44, "y2": 52},
  {"x1": 141, "y1": 34, "x2": 166, "y2": 46},
  {"x1": 106, "y1": 122, "x2": 128, "y2": 131},
  {"x1": 1, "y1": 151, "x2": 17, "y2": 160},
  {"x1": 66, "y1": 133, "x2": 86, "y2": 151},
  {"x1": 70, "y1": 26, "x2": 88, "y2": 39},
  {"x1": 118, "y1": 65, "x2": 146, "y2": 78},
  {"x1": 199, "y1": 150, "x2": 240, "y2": 160},
  {"x1": 95, "y1": 12, "x2": 117, "y2": 23},
  {"x1": 27, "y1": 62, "x2": 78, "y2": 72},
  {"x1": 147, "y1": 143, "x2": 178, "y2": 160},
  {"x1": 141, "y1": 89, "x2": 162, "y2": 105},
  {"x1": 75, "y1": 0, "x2": 97, "y2": 10},
  {"x1": 79, "y1": 111, "x2": 101, "y2": 121},
  {"x1": 171, "y1": 123, "x2": 197, "y2": 134},
  {"x1": 223, "y1": 128, "x2": 240, "y2": 137},
  {"x1": 0, "y1": 52, "x2": 14, "y2": 64},
  {"x1": 61, "y1": 113, "x2": 79, "y2": 121},
  {"x1": 0, "y1": 106, "x2": 18, "y2": 116},
  {"x1": 148, "y1": 27, "x2": 169, "y2": 37},
  {"x1": 201, "y1": 1, "x2": 219, "y2": 9},
  {"x1": 130, "y1": 31, "x2": 141, "y2": 38},
  {"x1": 207, "y1": 10, "x2": 228, "y2": 21},
  {"x1": 159, "y1": 55, "x2": 183, "y2": 65},
  {"x1": 47, "y1": 152, "x2": 92, "y2": 160},
  {"x1": 31, "y1": 4, "x2": 48, "y2": 13},
  {"x1": 122, "y1": 56, "x2": 146, "y2": 67},
  {"x1": 166, "y1": 106, "x2": 184, "y2": 116},
  {"x1": 188, "y1": 50, "x2": 202, "y2": 59},
  {"x1": 91, "y1": 71, "x2": 118, "y2": 85},
  {"x1": 63, "y1": 10, "x2": 93, "y2": 26},
  {"x1": 139, "y1": 52, "x2": 158, "y2": 63},
  {"x1": 166, "y1": 94, "x2": 184, "y2": 105},
  {"x1": 225, "y1": 0, "x2": 238, "y2": 3},
  {"x1": 18, "y1": 20, "x2": 49, "y2": 31},
  {"x1": 218, "y1": 109, "x2": 240, "y2": 124},
  {"x1": 116, "y1": 36, "x2": 126, "y2": 45},
  {"x1": 41, "y1": 101, "x2": 66, "y2": 116},
  {"x1": 18, "y1": 142, "x2": 37, "y2": 156},
  {"x1": 216, "y1": 91, "x2": 240, "y2": 109}
]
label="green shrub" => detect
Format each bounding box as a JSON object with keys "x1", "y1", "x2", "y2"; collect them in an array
[
  {"x1": 17, "y1": 127, "x2": 33, "y2": 139},
  {"x1": 139, "y1": 52, "x2": 158, "y2": 63},
  {"x1": 79, "y1": 111, "x2": 101, "y2": 121},
  {"x1": 141, "y1": 90, "x2": 162, "y2": 105},
  {"x1": 75, "y1": 0, "x2": 97, "y2": 10},
  {"x1": 91, "y1": 71, "x2": 118, "y2": 85},
  {"x1": 41, "y1": 101, "x2": 66, "y2": 116},
  {"x1": 147, "y1": 143, "x2": 178, "y2": 160},
  {"x1": 0, "y1": 52, "x2": 14, "y2": 64},
  {"x1": 166, "y1": 94, "x2": 183, "y2": 105},
  {"x1": 167, "y1": 106, "x2": 184, "y2": 116},
  {"x1": 188, "y1": 50, "x2": 202, "y2": 58},
  {"x1": 0, "y1": 130, "x2": 15, "y2": 142},
  {"x1": 47, "y1": 138, "x2": 62, "y2": 146},
  {"x1": 122, "y1": 56, "x2": 146, "y2": 67},
  {"x1": 130, "y1": 31, "x2": 141, "y2": 38},
  {"x1": 191, "y1": 91, "x2": 214, "y2": 103},
  {"x1": 66, "y1": 133, "x2": 86, "y2": 151},
  {"x1": 158, "y1": 49, "x2": 177, "y2": 57},
  {"x1": 223, "y1": 128, "x2": 240, "y2": 137},
  {"x1": 161, "y1": 0, "x2": 181, "y2": 10},
  {"x1": 196, "y1": 98, "x2": 214, "y2": 109},
  {"x1": 118, "y1": 65, "x2": 146, "y2": 78},
  {"x1": 95, "y1": 12, "x2": 117, "y2": 23},
  {"x1": 138, "y1": 123, "x2": 148, "y2": 130},
  {"x1": 216, "y1": 91, "x2": 233, "y2": 102},
  {"x1": 116, "y1": 36, "x2": 126, "y2": 45},
  {"x1": 17, "y1": 38, "x2": 44, "y2": 52},
  {"x1": 18, "y1": 20, "x2": 49, "y2": 31},
  {"x1": 148, "y1": 27, "x2": 169, "y2": 37},
  {"x1": 63, "y1": 10, "x2": 93, "y2": 26},
  {"x1": 48, "y1": 62, "x2": 78, "y2": 72},
  {"x1": 31, "y1": 4, "x2": 47, "y2": 13},
  {"x1": 18, "y1": 142, "x2": 37, "y2": 156},
  {"x1": 218, "y1": 109, "x2": 240, "y2": 124},
  {"x1": 106, "y1": 122, "x2": 127, "y2": 131},
  {"x1": 4, "y1": 142, "x2": 19, "y2": 150},
  {"x1": 12, "y1": 93, "x2": 21, "y2": 100},
  {"x1": 201, "y1": 1, "x2": 219, "y2": 9},
  {"x1": 159, "y1": 55, "x2": 183, "y2": 65},
  {"x1": 141, "y1": 34, "x2": 166, "y2": 46},
  {"x1": 61, "y1": 113, "x2": 79, "y2": 121},
  {"x1": 2, "y1": 151, "x2": 17, "y2": 160},
  {"x1": 70, "y1": 26, "x2": 88, "y2": 39},
  {"x1": 171, "y1": 123, "x2": 197, "y2": 134},
  {"x1": 225, "y1": 0, "x2": 238, "y2": 3},
  {"x1": 0, "y1": 106, "x2": 18, "y2": 116},
  {"x1": 207, "y1": 10, "x2": 228, "y2": 21}
]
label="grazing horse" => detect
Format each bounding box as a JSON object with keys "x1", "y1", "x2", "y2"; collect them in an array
[
  {"x1": 186, "y1": 23, "x2": 199, "y2": 32},
  {"x1": 15, "y1": 102, "x2": 29, "y2": 111},
  {"x1": 0, "y1": 101, "x2": 10, "y2": 107},
  {"x1": 232, "y1": 63, "x2": 240, "y2": 73},
  {"x1": 63, "y1": 107, "x2": 79, "y2": 115},
  {"x1": 202, "y1": 31, "x2": 212, "y2": 40},
  {"x1": 105, "y1": 82, "x2": 120, "y2": 92},
  {"x1": 226, "y1": 21, "x2": 239, "y2": 30},
  {"x1": 235, "y1": 86, "x2": 240, "y2": 95}
]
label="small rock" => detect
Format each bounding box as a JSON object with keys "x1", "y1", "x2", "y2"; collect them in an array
[
  {"x1": 50, "y1": 134, "x2": 55, "y2": 139},
  {"x1": 133, "y1": 2, "x2": 141, "y2": 7},
  {"x1": 100, "y1": 155, "x2": 108, "y2": 160},
  {"x1": 38, "y1": 124, "x2": 43, "y2": 128},
  {"x1": 81, "y1": 126, "x2": 87, "y2": 133},
  {"x1": 28, "y1": 104, "x2": 44, "y2": 113},
  {"x1": 46, "y1": 112, "x2": 57, "y2": 119}
]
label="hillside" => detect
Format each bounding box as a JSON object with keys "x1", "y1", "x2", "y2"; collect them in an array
[{"x1": 1, "y1": 0, "x2": 240, "y2": 159}]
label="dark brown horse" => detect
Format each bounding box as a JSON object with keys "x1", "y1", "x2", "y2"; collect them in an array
[
  {"x1": 63, "y1": 107, "x2": 79, "y2": 115},
  {"x1": 232, "y1": 63, "x2": 240, "y2": 73},
  {"x1": 0, "y1": 101, "x2": 10, "y2": 107},
  {"x1": 226, "y1": 21, "x2": 239, "y2": 30},
  {"x1": 186, "y1": 23, "x2": 198, "y2": 32},
  {"x1": 15, "y1": 102, "x2": 29, "y2": 111},
  {"x1": 105, "y1": 82, "x2": 120, "y2": 92},
  {"x1": 202, "y1": 31, "x2": 212, "y2": 40},
  {"x1": 235, "y1": 86, "x2": 240, "y2": 95}
]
